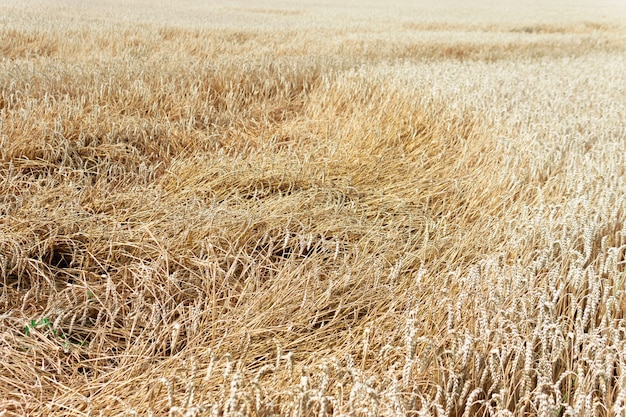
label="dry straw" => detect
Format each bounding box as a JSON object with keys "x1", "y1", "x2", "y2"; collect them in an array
[{"x1": 1, "y1": 0, "x2": 626, "y2": 415}]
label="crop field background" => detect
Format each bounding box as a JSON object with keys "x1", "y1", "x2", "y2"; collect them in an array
[{"x1": 1, "y1": 0, "x2": 626, "y2": 416}]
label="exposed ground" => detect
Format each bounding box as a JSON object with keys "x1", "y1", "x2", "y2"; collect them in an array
[{"x1": 1, "y1": 1, "x2": 626, "y2": 416}]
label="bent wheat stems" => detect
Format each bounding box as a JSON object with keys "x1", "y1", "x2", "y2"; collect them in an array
[{"x1": 1, "y1": 0, "x2": 626, "y2": 415}]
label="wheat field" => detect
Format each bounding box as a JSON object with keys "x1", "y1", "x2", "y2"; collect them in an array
[{"x1": 1, "y1": 1, "x2": 626, "y2": 416}]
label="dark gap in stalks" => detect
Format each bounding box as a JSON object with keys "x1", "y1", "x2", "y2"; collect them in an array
[
  {"x1": 76, "y1": 366, "x2": 93, "y2": 378},
  {"x1": 237, "y1": 176, "x2": 307, "y2": 201},
  {"x1": 32, "y1": 237, "x2": 89, "y2": 287},
  {"x1": 271, "y1": 243, "x2": 316, "y2": 262},
  {"x1": 3, "y1": 272, "x2": 23, "y2": 291},
  {"x1": 14, "y1": 160, "x2": 58, "y2": 180},
  {"x1": 260, "y1": 232, "x2": 345, "y2": 263},
  {"x1": 43, "y1": 245, "x2": 73, "y2": 270}
]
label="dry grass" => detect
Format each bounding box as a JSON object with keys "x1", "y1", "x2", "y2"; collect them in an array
[{"x1": 2, "y1": 1, "x2": 626, "y2": 416}]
